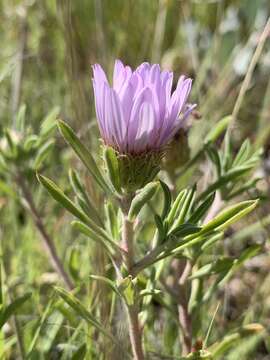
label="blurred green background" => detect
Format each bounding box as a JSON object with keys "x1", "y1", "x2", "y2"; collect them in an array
[{"x1": 0, "y1": 0, "x2": 270, "y2": 359}]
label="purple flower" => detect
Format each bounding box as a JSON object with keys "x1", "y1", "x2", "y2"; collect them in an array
[{"x1": 92, "y1": 60, "x2": 195, "y2": 155}]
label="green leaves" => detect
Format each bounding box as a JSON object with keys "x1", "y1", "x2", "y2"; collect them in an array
[
  {"x1": 203, "y1": 137, "x2": 262, "y2": 201},
  {"x1": 54, "y1": 287, "x2": 114, "y2": 341},
  {"x1": 128, "y1": 181, "x2": 159, "y2": 221},
  {"x1": 200, "y1": 200, "x2": 258, "y2": 234},
  {"x1": 204, "y1": 115, "x2": 232, "y2": 144},
  {"x1": 0, "y1": 292, "x2": 31, "y2": 329},
  {"x1": 71, "y1": 221, "x2": 121, "y2": 256},
  {"x1": 69, "y1": 168, "x2": 103, "y2": 226},
  {"x1": 160, "y1": 180, "x2": 172, "y2": 220},
  {"x1": 58, "y1": 120, "x2": 110, "y2": 193},
  {"x1": 104, "y1": 146, "x2": 121, "y2": 194},
  {"x1": 188, "y1": 193, "x2": 216, "y2": 224},
  {"x1": 37, "y1": 174, "x2": 90, "y2": 225},
  {"x1": 37, "y1": 174, "x2": 118, "y2": 255},
  {"x1": 117, "y1": 276, "x2": 136, "y2": 306}
]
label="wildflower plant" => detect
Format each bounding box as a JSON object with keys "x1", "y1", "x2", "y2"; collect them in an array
[{"x1": 32, "y1": 60, "x2": 264, "y2": 359}]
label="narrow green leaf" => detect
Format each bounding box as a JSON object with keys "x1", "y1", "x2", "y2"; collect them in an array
[
  {"x1": 90, "y1": 275, "x2": 122, "y2": 298},
  {"x1": 54, "y1": 287, "x2": 114, "y2": 341},
  {"x1": 0, "y1": 292, "x2": 31, "y2": 329},
  {"x1": 166, "y1": 189, "x2": 187, "y2": 225},
  {"x1": 188, "y1": 193, "x2": 216, "y2": 224},
  {"x1": 139, "y1": 289, "x2": 161, "y2": 297},
  {"x1": 71, "y1": 221, "x2": 120, "y2": 255},
  {"x1": 204, "y1": 115, "x2": 232, "y2": 144},
  {"x1": 232, "y1": 139, "x2": 251, "y2": 167},
  {"x1": 117, "y1": 276, "x2": 135, "y2": 306},
  {"x1": 40, "y1": 107, "x2": 59, "y2": 138},
  {"x1": 104, "y1": 147, "x2": 121, "y2": 194},
  {"x1": 206, "y1": 146, "x2": 222, "y2": 177},
  {"x1": 209, "y1": 324, "x2": 264, "y2": 358},
  {"x1": 154, "y1": 214, "x2": 167, "y2": 240},
  {"x1": 170, "y1": 223, "x2": 201, "y2": 237},
  {"x1": 69, "y1": 168, "x2": 103, "y2": 226},
  {"x1": 34, "y1": 140, "x2": 54, "y2": 169},
  {"x1": 159, "y1": 180, "x2": 172, "y2": 220},
  {"x1": 58, "y1": 120, "x2": 109, "y2": 193},
  {"x1": 223, "y1": 129, "x2": 232, "y2": 170},
  {"x1": 171, "y1": 185, "x2": 196, "y2": 229},
  {"x1": 201, "y1": 200, "x2": 258, "y2": 234},
  {"x1": 190, "y1": 258, "x2": 234, "y2": 280},
  {"x1": 23, "y1": 135, "x2": 39, "y2": 151},
  {"x1": 235, "y1": 244, "x2": 261, "y2": 268},
  {"x1": 128, "y1": 181, "x2": 159, "y2": 221},
  {"x1": 37, "y1": 173, "x2": 91, "y2": 225},
  {"x1": 104, "y1": 201, "x2": 119, "y2": 240}
]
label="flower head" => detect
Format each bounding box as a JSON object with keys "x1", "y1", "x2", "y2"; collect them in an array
[{"x1": 92, "y1": 60, "x2": 195, "y2": 155}]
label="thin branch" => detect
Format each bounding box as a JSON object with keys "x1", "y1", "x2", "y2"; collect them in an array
[
  {"x1": 228, "y1": 17, "x2": 270, "y2": 134},
  {"x1": 121, "y1": 197, "x2": 144, "y2": 360}
]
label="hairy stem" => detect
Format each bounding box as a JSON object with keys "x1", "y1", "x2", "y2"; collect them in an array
[
  {"x1": 121, "y1": 197, "x2": 144, "y2": 360},
  {"x1": 17, "y1": 174, "x2": 74, "y2": 290}
]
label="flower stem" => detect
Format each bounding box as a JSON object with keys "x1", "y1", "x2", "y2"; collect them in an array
[{"x1": 121, "y1": 197, "x2": 144, "y2": 360}]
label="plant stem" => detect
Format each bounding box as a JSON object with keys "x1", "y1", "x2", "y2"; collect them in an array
[
  {"x1": 176, "y1": 259, "x2": 192, "y2": 356},
  {"x1": 17, "y1": 174, "x2": 74, "y2": 290},
  {"x1": 121, "y1": 197, "x2": 144, "y2": 360}
]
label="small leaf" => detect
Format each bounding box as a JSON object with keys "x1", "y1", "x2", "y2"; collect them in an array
[
  {"x1": 235, "y1": 244, "x2": 261, "y2": 268},
  {"x1": 232, "y1": 139, "x2": 251, "y2": 167},
  {"x1": 117, "y1": 276, "x2": 135, "y2": 306},
  {"x1": 69, "y1": 168, "x2": 103, "y2": 226},
  {"x1": 171, "y1": 185, "x2": 196, "y2": 229},
  {"x1": 90, "y1": 275, "x2": 122, "y2": 298},
  {"x1": 54, "y1": 287, "x2": 114, "y2": 341},
  {"x1": 188, "y1": 193, "x2": 216, "y2": 224},
  {"x1": 71, "y1": 221, "x2": 118, "y2": 255},
  {"x1": 206, "y1": 146, "x2": 222, "y2": 177},
  {"x1": 166, "y1": 189, "x2": 187, "y2": 225},
  {"x1": 104, "y1": 201, "x2": 119, "y2": 240},
  {"x1": 154, "y1": 214, "x2": 167, "y2": 241},
  {"x1": 0, "y1": 292, "x2": 31, "y2": 329},
  {"x1": 159, "y1": 180, "x2": 172, "y2": 220},
  {"x1": 170, "y1": 223, "x2": 201, "y2": 237},
  {"x1": 200, "y1": 200, "x2": 258, "y2": 234},
  {"x1": 37, "y1": 174, "x2": 91, "y2": 225},
  {"x1": 58, "y1": 120, "x2": 110, "y2": 193},
  {"x1": 139, "y1": 289, "x2": 161, "y2": 297},
  {"x1": 40, "y1": 107, "x2": 60, "y2": 138},
  {"x1": 223, "y1": 130, "x2": 232, "y2": 170},
  {"x1": 34, "y1": 140, "x2": 54, "y2": 169},
  {"x1": 104, "y1": 147, "x2": 121, "y2": 194},
  {"x1": 190, "y1": 258, "x2": 234, "y2": 280},
  {"x1": 209, "y1": 323, "x2": 264, "y2": 358},
  {"x1": 204, "y1": 115, "x2": 232, "y2": 144},
  {"x1": 128, "y1": 181, "x2": 159, "y2": 221},
  {"x1": 24, "y1": 135, "x2": 39, "y2": 151}
]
